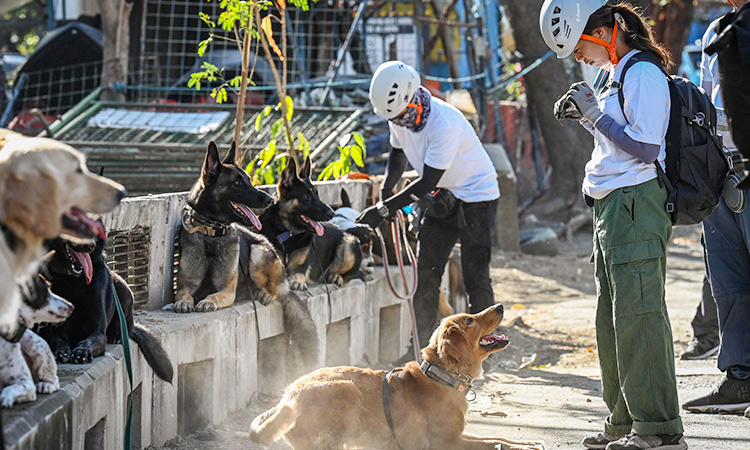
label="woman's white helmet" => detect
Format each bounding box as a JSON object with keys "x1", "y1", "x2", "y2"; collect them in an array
[
  {"x1": 369, "y1": 61, "x2": 420, "y2": 119},
  {"x1": 539, "y1": 0, "x2": 608, "y2": 58}
]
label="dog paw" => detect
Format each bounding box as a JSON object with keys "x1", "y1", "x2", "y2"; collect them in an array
[
  {"x1": 0, "y1": 392, "x2": 14, "y2": 408},
  {"x1": 172, "y1": 301, "x2": 195, "y2": 313},
  {"x1": 325, "y1": 273, "x2": 344, "y2": 287},
  {"x1": 54, "y1": 348, "x2": 71, "y2": 364},
  {"x1": 108, "y1": 337, "x2": 122, "y2": 344},
  {"x1": 36, "y1": 381, "x2": 59, "y2": 394},
  {"x1": 254, "y1": 291, "x2": 273, "y2": 306},
  {"x1": 290, "y1": 280, "x2": 308, "y2": 291},
  {"x1": 70, "y1": 347, "x2": 94, "y2": 364},
  {"x1": 194, "y1": 300, "x2": 218, "y2": 313}
]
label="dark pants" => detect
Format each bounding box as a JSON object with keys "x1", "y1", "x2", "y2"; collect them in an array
[
  {"x1": 413, "y1": 199, "x2": 498, "y2": 348},
  {"x1": 702, "y1": 199, "x2": 750, "y2": 380},
  {"x1": 690, "y1": 275, "x2": 719, "y2": 340}
]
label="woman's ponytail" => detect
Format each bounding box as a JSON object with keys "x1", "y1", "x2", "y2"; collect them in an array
[{"x1": 584, "y1": 3, "x2": 673, "y2": 69}]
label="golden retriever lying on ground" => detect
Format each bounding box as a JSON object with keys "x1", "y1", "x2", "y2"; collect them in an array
[
  {"x1": 0, "y1": 133, "x2": 125, "y2": 337},
  {"x1": 249, "y1": 304, "x2": 546, "y2": 450}
]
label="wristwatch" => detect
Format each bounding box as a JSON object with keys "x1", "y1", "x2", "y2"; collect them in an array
[{"x1": 375, "y1": 201, "x2": 390, "y2": 218}]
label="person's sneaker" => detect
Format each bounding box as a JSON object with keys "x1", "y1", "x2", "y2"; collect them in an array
[
  {"x1": 605, "y1": 433, "x2": 687, "y2": 450},
  {"x1": 682, "y1": 376, "x2": 750, "y2": 413},
  {"x1": 583, "y1": 431, "x2": 623, "y2": 449},
  {"x1": 679, "y1": 336, "x2": 720, "y2": 360}
]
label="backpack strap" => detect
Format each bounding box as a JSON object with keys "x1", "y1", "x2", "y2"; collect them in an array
[{"x1": 616, "y1": 52, "x2": 680, "y2": 194}]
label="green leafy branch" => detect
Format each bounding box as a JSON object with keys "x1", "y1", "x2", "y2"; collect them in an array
[{"x1": 318, "y1": 133, "x2": 366, "y2": 181}]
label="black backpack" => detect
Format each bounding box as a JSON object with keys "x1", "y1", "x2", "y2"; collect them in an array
[{"x1": 616, "y1": 52, "x2": 729, "y2": 226}]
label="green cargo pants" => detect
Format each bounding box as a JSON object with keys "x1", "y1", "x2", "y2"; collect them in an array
[{"x1": 591, "y1": 178, "x2": 683, "y2": 436}]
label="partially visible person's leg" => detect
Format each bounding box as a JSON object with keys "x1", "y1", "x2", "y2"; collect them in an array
[
  {"x1": 597, "y1": 180, "x2": 683, "y2": 440},
  {"x1": 412, "y1": 213, "x2": 459, "y2": 350},
  {"x1": 680, "y1": 274, "x2": 720, "y2": 360},
  {"x1": 591, "y1": 208, "x2": 632, "y2": 444},
  {"x1": 683, "y1": 200, "x2": 750, "y2": 413},
  {"x1": 459, "y1": 199, "x2": 498, "y2": 314}
]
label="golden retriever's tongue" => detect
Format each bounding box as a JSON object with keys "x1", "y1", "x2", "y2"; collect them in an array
[
  {"x1": 71, "y1": 250, "x2": 93, "y2": 285},
  {"x1": 232, "y1": 202, "x2": 262, "y2": 230},
  {"x1": 303, "y1": 216, "x2": 324, "y2": 236},
  {"x1": 70, "y1": 209, "x2": 106, "y2": 239},
  {"x1": 480, "y1": 334, "x2": 509, "y2": 348}
]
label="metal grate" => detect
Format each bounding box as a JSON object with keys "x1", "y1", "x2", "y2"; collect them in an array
[
  {"x1": 53, "y1": 101, "x2": 363, "y2": 196},
  {"x1": 107, "y1": 227, "x2": 150, "y2": 309}
]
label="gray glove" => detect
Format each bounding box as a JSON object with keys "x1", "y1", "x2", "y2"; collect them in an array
[
  {"x1": 554, "y1": 92, "x2": 583, "y2": 121},
  {"x1": 566, "y1": 81, "x2": 604, "y2": 125}
]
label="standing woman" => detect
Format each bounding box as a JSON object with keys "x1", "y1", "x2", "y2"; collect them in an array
[{"x1": 539, "y1": 2, "x2": 686, "y2": 450}]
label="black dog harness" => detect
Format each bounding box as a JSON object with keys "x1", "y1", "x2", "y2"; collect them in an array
[
  {"x1": 382, "y1": 369, "x2": 405, "y2": 450},
  {"x1": 180, "y1": 206, "x2": 229, "y2": 237}
]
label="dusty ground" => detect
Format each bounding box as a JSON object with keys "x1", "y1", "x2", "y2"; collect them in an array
[{"x1": 148, "y1": 225, "x2": 749, "y2": 450}]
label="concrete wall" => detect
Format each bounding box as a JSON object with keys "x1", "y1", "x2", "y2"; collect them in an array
[{"x1": 3, "y1": 179, "x2": 414, "y2": 450}]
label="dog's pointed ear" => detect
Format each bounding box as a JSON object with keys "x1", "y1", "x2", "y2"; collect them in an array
[
  {"x1": 340, "y1": 188, "x2": 351, "y2": 208},
  {"x1": 300, "y1": 156, "x2": 312, "y2": 180},
  {"x1": 202, "y1": 141, "x2": 221, "y2": 180},
  {"x1": 280, "y1": 156, "x2": 298, "y2": 188},
  {"x1": 222, "y1": 141, "x2": 237, "y2": 165},
  {"x1": 435, "y1": 322, "x2": 474, "y2": 367}
]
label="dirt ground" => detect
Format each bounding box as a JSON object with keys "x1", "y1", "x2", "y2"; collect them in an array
[{"x1": 146, "y1": 226, "x2": 715, "y2": 450}]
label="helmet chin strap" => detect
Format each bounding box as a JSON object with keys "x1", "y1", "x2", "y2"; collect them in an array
[{"x1": 580, "y1": 22, "x2": 620, "y2": 65}]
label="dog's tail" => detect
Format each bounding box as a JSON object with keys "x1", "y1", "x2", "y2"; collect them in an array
[
  {"x1": 249, "y1": 402, "x2": 300, "y2": 444},
  {"x1": 279, "y1": 291, "x2": 319, "y2": 374},
  {"x1": 130, "y1": 323, "x2": 174, "y2": 384}
]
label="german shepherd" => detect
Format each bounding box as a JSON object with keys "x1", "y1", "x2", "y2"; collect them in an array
[
  {"x1": 259, "y1": 158, "x2": 363, "y2": 288},
  {"x1": 39, "y1": 235, "x2": 174, "y2": 383},
  {"x1": 173, "y1": 142, "x2": 319, "y2": 373}
]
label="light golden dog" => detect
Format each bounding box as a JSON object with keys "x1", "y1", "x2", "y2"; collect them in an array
[
  {"x1": 0, "y1": 134, "x2": 125, "y2": 337},
  {"x1": 249, "y1": 304, "x2": 546, "y2": 450}
]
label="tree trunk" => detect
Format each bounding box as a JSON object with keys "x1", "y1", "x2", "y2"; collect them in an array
[
  {"x1": 99, "y1": 0, "x2": 132, "y2": 101},
  {"x1": 500, "y1": 0, "x2": 593, "y2": 208},
  {"x1": 650, "y1": 0, "x2": 695, "y2": 74}
]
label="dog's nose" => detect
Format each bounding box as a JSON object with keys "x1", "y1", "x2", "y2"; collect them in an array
[{"x1": 494, "y1": 303, "x2": 504, "y2": 314}]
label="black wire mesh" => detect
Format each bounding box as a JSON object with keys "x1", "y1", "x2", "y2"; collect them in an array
[{"x1": 107, "y1": 227, "x2": 151, "y2": 309}]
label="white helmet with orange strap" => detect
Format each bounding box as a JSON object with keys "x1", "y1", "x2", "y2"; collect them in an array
[{"x1": 539, "y1": 0, "x2": 610, "y2": 59}]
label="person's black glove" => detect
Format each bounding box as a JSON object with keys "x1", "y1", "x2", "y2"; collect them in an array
[{"x1": 357, "y1": 205, "x2": 386, "y2": 229}]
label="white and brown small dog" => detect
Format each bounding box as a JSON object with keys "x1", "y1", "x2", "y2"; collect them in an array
[{"x1": 0, "y1": 272, "x2": 74, "y2": 408}]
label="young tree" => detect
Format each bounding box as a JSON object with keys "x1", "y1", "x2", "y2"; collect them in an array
[
  {"x1": 98, "y1": 0, "x2": 133, "y2": 101},
  {"x1": 500, "y1": 0, "x2": 593, "y2": 213}
]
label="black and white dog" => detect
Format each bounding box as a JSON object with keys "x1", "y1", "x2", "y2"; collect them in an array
[{"x1": 0, "y1": 272, "x2": 74, "y2": 408}]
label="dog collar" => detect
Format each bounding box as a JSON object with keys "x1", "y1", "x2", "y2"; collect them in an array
[
  {"x1": 181, "y1": 207, "x2": 229, "y2": 237},
  {"x1": 419, "y1": 360, "x2": 473, "y2": 395},
  {"x1": 277, "y1": 230, "x2": 292, "y2": 244},
  {"x1": 4, "y1": 322, "x2": 26, "y2": 344},
  {"x1": 0, "y1": 223, "x2": 18, "y2": 252}
]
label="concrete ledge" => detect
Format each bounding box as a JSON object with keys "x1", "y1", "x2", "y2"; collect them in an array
[{"x1": 2, "y1": 270, "x2": 411, "y2": 449}]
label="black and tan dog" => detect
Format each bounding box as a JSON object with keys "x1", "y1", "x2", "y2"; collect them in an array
[
  {"x1": 259, "y1": 158, "x2": 363, "y2": 289},
  {"x1": 39, "y1": 235, "x2": 174, "y2": 383},
  {"x1": 173, "y1": 142, "x2": 319, "y2": 373}
]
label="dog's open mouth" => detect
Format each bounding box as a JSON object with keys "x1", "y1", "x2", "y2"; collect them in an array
[
  {"x1": 64, "y1": 244, "x2": 94, "y2": 285},
  {"x1": 231, "y1": 201, "x2": 262, "y2": 230},
  {"x1": 302, "y1": 215, "x2": 324, "y2": 236},
  {"x1": 479, "y1": 334, "x2": 509, "y2": 351},
  {"x1": 61, "y1": 208, "x2": 106, "y2": 241}
]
